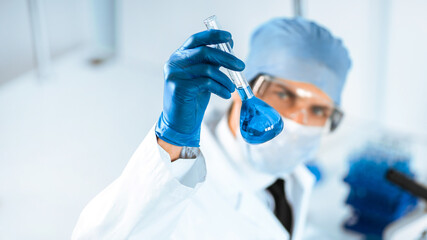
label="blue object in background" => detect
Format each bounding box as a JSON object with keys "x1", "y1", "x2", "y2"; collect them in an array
[
  {"x1": 305, "y1": 160, "x2": 323, "y2": 183},
  {"x1": 342, "y1": 143, "x2": 418, "y2": 239}
]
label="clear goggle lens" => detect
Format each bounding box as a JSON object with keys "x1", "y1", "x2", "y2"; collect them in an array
[{"x1": 251, "y1": 74, "x2": 344, "y2": 131}]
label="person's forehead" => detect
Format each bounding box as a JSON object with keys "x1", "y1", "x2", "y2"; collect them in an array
[{"x1": 272, "y1": 77, "x2": 334, "y2": 103}]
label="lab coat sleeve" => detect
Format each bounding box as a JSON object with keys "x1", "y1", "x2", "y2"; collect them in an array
[{"x1": 72, "y1": 125, "x2": 206, "y2": 240}]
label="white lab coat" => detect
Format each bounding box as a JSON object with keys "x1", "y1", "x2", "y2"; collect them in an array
[{"x1": 72, "y1": 113, "x2": 315, "y2": 240}]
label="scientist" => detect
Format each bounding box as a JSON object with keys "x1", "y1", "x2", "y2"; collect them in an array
[{"x1": 72, "y1": 17, "x2": 351, "y2": 239}]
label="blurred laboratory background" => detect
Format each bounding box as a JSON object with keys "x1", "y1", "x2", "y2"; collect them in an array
[{"x1": 0, "y1": 0, "x2": 426, "y2": 239}]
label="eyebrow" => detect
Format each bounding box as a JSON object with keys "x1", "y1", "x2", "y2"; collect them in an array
[
  {"x1": 311, "y1": 104, "x2": 333, "y2": 110},
  {"x1": 271, "y1": 82, "x2": 334, "y2": 108},
  {"x1": 271, "y1": 83, "x2": 296, "y2": 95}
]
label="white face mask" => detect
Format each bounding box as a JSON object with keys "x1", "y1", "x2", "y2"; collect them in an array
[{"x1": 239, "y1": 117, "x2": 324, "y2": 176}]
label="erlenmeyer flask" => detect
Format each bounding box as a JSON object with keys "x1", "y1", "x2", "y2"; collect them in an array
[{"x1": 204, "y1": 16, "x2": 284, "y2": 144}]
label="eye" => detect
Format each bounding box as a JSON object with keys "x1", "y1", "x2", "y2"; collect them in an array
[
  {"x1": 276, "y1": 90, "x2": 293, "y2": 100},
  {"x1": 311, "y1": 106, "x2": 327, "y2": 117},
  {"x1": 278, "y1": 92, "x2": 289, "y2": 99}
]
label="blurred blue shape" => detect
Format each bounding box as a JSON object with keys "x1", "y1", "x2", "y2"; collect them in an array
[
  {"x1": 342, "y1": 142, "x2": 418, "y2": 239},
  {"x1": 345, "y1": 187, "x2": 417, "y2": 219},
  {"x1": 305, "y1": 160, "x2": 322, "y2": 183}
]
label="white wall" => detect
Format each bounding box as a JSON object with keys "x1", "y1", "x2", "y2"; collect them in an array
[
  {"x1": 0, "y1": 1, "x2": 34, "y2": 84},
  {"x1": 121, "y1": 0, "x2": 294, "y2": 70},
  {"x1": 0, "y1": 0, "x2": 90, "y2": 84},
  {"x1": 383, "y1": 0, "x2": 427, "y2": 136}
]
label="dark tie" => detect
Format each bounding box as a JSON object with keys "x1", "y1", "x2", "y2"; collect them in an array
[{"x1": 266, "y1": 179, "x2": 293, "y2": 235}]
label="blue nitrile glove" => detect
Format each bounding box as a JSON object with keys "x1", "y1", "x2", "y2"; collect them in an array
[{"x1": 155, "y1": 30, "x2": 245, "y2": 147}]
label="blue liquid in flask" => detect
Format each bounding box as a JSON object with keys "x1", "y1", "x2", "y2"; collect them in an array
[{"x1": 238, "y1": 87, "x2": 284, "y2": 144}]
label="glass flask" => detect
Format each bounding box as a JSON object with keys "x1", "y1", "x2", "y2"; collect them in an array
[{"x1": 204, "y1": 15, "x2": 284, "y2": 144}]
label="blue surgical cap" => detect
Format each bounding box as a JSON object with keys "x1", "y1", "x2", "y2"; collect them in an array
[{"x1": 244, "y1": 17, "x2": 352, "y2": 105}]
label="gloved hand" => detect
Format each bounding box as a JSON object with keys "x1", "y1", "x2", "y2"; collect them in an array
[{"x1": 155, "y1": 30, "x2": 245, "y2": 147}]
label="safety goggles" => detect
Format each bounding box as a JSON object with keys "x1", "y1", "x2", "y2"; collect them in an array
[{"x1": 251, "y1": 74, "x2": 344, "y2": 131}]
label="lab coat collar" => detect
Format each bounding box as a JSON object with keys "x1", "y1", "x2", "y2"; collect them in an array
[{"x1": 206, "y1": 113, "x2": 316, "y2": 239}]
